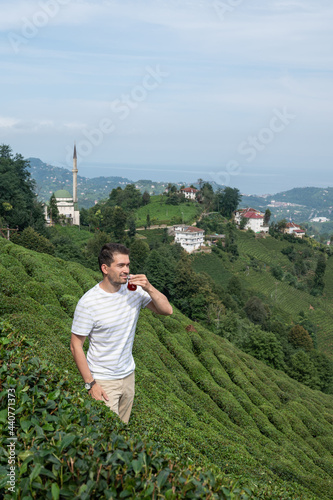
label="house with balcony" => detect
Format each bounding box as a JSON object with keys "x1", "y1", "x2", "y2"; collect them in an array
[{"x1": 174, "y1": 224, "x2": 205, "y2": 253}]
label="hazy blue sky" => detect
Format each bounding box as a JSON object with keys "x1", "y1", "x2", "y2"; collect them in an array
[{"x1": 1, "y1": 0, "x2": 332, "y2": 194}]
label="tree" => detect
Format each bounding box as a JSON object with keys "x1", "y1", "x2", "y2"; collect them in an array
[
  {"x1": 121, "y1": 184, "x2": 142, "y2": 211},
  {"x1": 166, "y1": 192, "x2": 185, "y2": 206},
  {"x1": 84, "y1": 231, "x2": 110, "y2": 270},
  {"x1": 288, "y1": 325, "x2": 314, "y2": 351},
  {"x1": 87, "y1": 207, "x2": 103, "y2": 231},
  {"x1": 309, "y1": 350, "x2": 333, "y2": 393},
  {"x1": 110, "y1": 207, "x2": 127, "y2": 241},
  {"x1": 239, "y1": 217, "x2": 249, "y2": 230},
  {"x1": 129, "y1": 239, "x2": 150, "y2": 274},
  {"x1": 288, "y1": 350, "x2": 321, "y2": 390},
  {"x1": 314, "y1": 253, "x2": 326, "y2": 283},
  {"x1": 227, "y1": 275, "x2": 243, "y2": 302},
  {"x1": 162, "y1": 227, "x2": 169, "y2": 244},
  {"x1": 311, "y1": 253, "x2": 326, "y2": 295},
  {"x1": 215, "y1": 187, "x2": 241, "y2": 219},
  {"x1": 277, "y1": 219, "x2": 288, "y2": 232},
  {"x1": 79, "y1": 207, "x2": 90, "y2": 228},
  {"x1": 108, "y1": 187, "x2": 123, "y2": 206},
  {"x1": 48, "y1": 193, "x2": 60, "y2": 224},
  {"x1": 201, "y1": 182, "x2": 214, "y2": 210},
  {"x1": 142, "y1": 191, "x2": 150, "y2": 206},
  {"x1": 166, "y1": 183, "x2": 177, "y2": 195},
  {"x1": 264, "y1": 209, "x2": 271, "y2": 226},
  {"x1": 244, "y1": 328, "x2": 285, "y2": 370},
  {"x1": 145, "y1": 249, "x2": 169, "y2": 291},
  {"x1": 271, "y1": 264, "x2": 284, "y2": 280},
  {"x1": 244, "y1": 296, "x2": 270, "y2": 325},
  {"x1": 128, "y1": 218, "x2": 136, "y2": 238},
  {"x1": 97, "y1": 205, "x2": 127, "y2": 240},
  {"x1": 0, "y1": 144, "x2": 45, "y2": 232}
]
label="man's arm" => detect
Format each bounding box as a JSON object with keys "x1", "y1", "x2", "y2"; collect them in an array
[
  {"x1": 128, "y1": 274, "x2": 173, "y2": 315},
  {"x1": 70, "y1": 333, "x2": 109, "y2": 401}
]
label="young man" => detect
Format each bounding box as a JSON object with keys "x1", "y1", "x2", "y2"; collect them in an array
[{"x1": 70, "y1": 243, "x2": 172, "y2": 423}]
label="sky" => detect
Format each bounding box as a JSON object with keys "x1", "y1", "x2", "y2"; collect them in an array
[{"x1": 1, "y1": 0, "x2": 333, "y2": 195}]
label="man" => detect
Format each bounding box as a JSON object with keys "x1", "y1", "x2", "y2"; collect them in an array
[{"x1": 70, "y1": 242, "x2": 172, "y2": 424}]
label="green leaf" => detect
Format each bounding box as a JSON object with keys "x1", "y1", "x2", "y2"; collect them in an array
[
  {"x1": 132, "y1": 459, "x2": 143, "y2": 474},
  {"x1": 0, "y1": 338, "x2": 11, "y2": 345},
  {"x1": 30, "y1": 463, "x2": 42, "y2": 484},
  {"x1": 119, "y1": 489, "x2": 132, "y2": 498},
  {"x1": 18, "y1": 450, "x2": 34, "y2": 461},
  {"x1": 59, "y1": 434, "x2": 76, "y2": 451},
  {"x1": 0, "y1": 409, "x2": 7, "y2": 423},
  {"x1": 165, "y1": 489, "x2": 176, "y2": 500},
  {"x1": 48, "y1": 389, "x2": 60, "y2": 401},
  {"x1": 77, "y1": 484, "x2": 87, "y2": 496},
  {"x1": 51, "y1": 482, "x2": 60, "y2": 500},
  {"x1": 156, "y1": 469, "x2": 170, "y2": 489},
  {"x1": 42, "y1": 423, "x2": 55, "y2": 431},
  {"x1": 20, "y1": 418, "x2": 33, "y2": 432}
]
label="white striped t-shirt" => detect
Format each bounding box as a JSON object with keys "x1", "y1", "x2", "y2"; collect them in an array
[{"x1": 71, "y1": 283, "x2": 151, "y2": 380}]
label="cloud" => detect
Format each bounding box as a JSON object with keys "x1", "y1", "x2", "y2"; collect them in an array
[{"x1": 0, "y1": 116, "x2": 19, "y2": 128}]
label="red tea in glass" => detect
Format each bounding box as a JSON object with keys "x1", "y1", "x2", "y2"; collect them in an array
[{"x1": 127, "y1": 276, "x2": 137, "y2": 291}]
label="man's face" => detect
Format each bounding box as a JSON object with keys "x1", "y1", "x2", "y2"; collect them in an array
[{"x1": 103, "y1": 253, "x2": 130, "y2": 286}]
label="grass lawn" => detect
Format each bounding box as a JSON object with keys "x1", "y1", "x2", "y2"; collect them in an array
[{"x1": 135, "y1": 195, "x2": 202, "y2": 226}]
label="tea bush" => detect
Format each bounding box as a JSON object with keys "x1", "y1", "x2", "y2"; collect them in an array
[{"x1": 0, "y1": 329, "x2": 254, "y2": 499}]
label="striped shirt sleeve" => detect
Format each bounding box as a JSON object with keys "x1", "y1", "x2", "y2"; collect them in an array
[
  {"x1": 141, "y1": 288, "x2": 152, "y2": 308},
  {"x1": 71, "y1": 298, "x2": 94, "y2": 336}
]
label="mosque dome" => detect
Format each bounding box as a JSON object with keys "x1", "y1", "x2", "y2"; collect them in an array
[{"x1": 54, "y1": 189, "x2": 72, "y2": 199}]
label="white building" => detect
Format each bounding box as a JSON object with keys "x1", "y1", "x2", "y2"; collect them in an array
[
  {"x1": 310, "y1": 217, "x2": 330, "y2": 222},
  {"x1": 283, "y1": 222, "x2": 306, "y2": 238},
  {"x1": 54, "y1": 189, "x2": 80, "y2": 225},
  {"x1": 180, "y1": 187, "x2": 198, "y2": 200},
  {"x1": 234, "y1": 208, "x2": 269, "y2": 233},
  {"x1": 174, "y1": 225, "x2": 205, "y2": 253}
]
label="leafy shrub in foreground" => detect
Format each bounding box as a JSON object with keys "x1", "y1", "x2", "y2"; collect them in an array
[{"x1": 0, "y1": 326, "x2": 254, "y2": 500}]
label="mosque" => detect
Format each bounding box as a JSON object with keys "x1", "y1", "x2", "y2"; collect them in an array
[{"x1": 48, "y1": 144, "x2": 80, "y2": 226}]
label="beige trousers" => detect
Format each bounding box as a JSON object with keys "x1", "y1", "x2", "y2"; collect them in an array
[{"x1": 95, "y1": 372, "x2": 135, "y2": 424}]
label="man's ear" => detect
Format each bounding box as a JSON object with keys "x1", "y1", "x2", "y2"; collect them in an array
[{"x1": 101, "y1": 263, "x2": 108, "y2": 275}]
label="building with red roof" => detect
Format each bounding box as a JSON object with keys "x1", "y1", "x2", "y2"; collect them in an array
[
  {"x1": 234, "y1": 208, "x2": 269, "y2": 233},
  {"x1": 283, "y1": 222, "x2": 306, "y2": 238},
  {"x1": 180, "y1": 187, "x2": 198, "y2": 200}
]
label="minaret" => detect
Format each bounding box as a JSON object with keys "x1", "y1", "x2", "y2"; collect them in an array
[{"x1": 72, "y1": 142, "x2": 78, "y2": 203}]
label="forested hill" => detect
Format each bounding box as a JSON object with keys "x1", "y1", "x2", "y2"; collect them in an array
[
  {"x1": 242, "y1": 187, "x2": 333, "y2": 210},
  {"x1": 1, "y1": 237, "x2": 333, "y2": 499},
  {"x1": 27, "y1": 157, "x2": 185, "y2": 208},
  {"x1": 271, "y1": 187, "x2": 333, "y2": 209},
  {"x1": 27, "y1": 157, "x2": 134, "y2": 209}
]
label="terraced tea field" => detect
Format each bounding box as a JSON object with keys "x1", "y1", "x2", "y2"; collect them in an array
[{"x1": 194, "y1": 232, "x2": 333, "y2": 359}]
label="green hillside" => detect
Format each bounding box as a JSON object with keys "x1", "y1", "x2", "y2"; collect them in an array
[
  {"x1": 193, "y1": 231, "x2": 333, "y2": 360},
  {"x1": 1, "y1": 238, "x2": 333, "y2": 498},
  {"x1": 134, "y1": 195, "x2": 202, "y2": 227}
]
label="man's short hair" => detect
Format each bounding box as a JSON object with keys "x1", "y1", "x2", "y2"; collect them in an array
[{"x1": 98, "y1": 243, "x2": 130, "y2": 273}]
